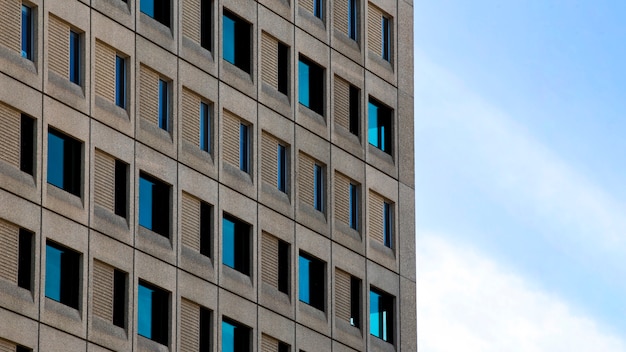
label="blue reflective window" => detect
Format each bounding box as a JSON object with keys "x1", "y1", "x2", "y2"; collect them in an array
[
  {"x1": 298, "y1": 56, "x2": 324, "y2": 115},
  {"x1": 349, "y1": 183, "x2": 358, "y2": 230},
  {"x1": 381, "y1": 16, "x2": 390, "y2": 61},
  {"x1": 137, "y1": 281, "x2": 169, "y2": 345},
  {"x1": 383, "y1": 201, "x2": 392, "y2": 248},
  {"x1": 140, "y1": 0, "x2": 170, "y2": 27},
  {"x1": 239, "y1": 123, "x2": 249, "y2": 172},
  {"x1": 222, "y1": 214, "x2": 250, "y2": 275},
  {"x1": 277, "y1": 144, "x2": 286, "y2": 193},
  {"x1": 21, "y1": 5, "x2": 32, "y2": 60},
  {"x1": 158, "y1": 79, "x2": 168, "y2": 130},
  {"x1": 140, "y1": 0, "x2": 155, "y2": 16},
  {"x1": 222, "y1": 10, "x2": 251, "y2": 73},
  {"x1": 370, "y1": 288, "x2": 394, "y2": 343},
  {"x1": 47, "y1": 129, "x2": 82, "y2": 196},
  {"x1": 45, "y1": 241, "x2": 80, "y2": 309},
  {"x1": 222, "y1": 318, "x2": 250, "y2": 352},
  {"x1": 298, "y1": 252, "x2": 325, "y2": 311},
  {"x1": 367, "y1": 99, "x2": 392, "y2": 154},
  {"x1": 200, "y1": 102, "x2": 210, "y2": 152},
  {"x1": 115, "y1": 55, "x2": 126, "y2": 108},
  {"x1": 139, "y1": 173, "x2": 170, "y2": 237},
  {"x1": 313, "y1": 0, "x2": 323, "y2": 19},
  {"x1": 69, "y1": 31, "x2": 80, "y2": 84},
  {"x1": 313, "y1": 164, "x2": 323, "y2": 212},
  {"x1": 348, "y1": 0, "x2": 358, "y2": 40}
]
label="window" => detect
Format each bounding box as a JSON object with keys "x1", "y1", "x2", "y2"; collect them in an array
[
  {"x1": 336, "y1": 269, "x2": 361, "y2": 328},
  {"x1": 200, "y1": 102, "x2": 211, "y2": 152},
  {"x1": 222, "y1": 214, "x2": 250, "y2": 275},
  {"x1": 138, "y1": 280, "x2": 169, "y2": 345},
  {"x1": 114, "y1": 160, "x2": 128, "y2": 218},
  {"x1": 367, "y1": 99, "x2": 392, "y2": 154},
  {"x1": 349, "y1": 183, "x2": 358, "y2": 230},
  {"x1": 350, "y1": 276, "x2": 361, "y2": 327},
  {"x1": 113, "y1": 269, "x2": 126, "y2": 328},
  {"x1": 348, "y1": 0, "x2": 358, "y2": 40},
  {"x1": 139, "y1": 172, "x2": 170, "y2": 237},
  {"x1": 21, "y1": 5, "x2": 33, "y2": 60},
  {"x1": 277, "y1": 144, "x2": 287, "y2": 193},
  {"x1": 370, "y1": 288, "x2": 394, "y2": 343},
  {"x1": 200, "y1": 202, "x2": 212, "y2": 257},
  {"x1": 262, "y1": 335, "x2": 289, "y2": 352},
  {"x1": 349, "y1": 85, "x2": 359, "y2": 135},
  {"x1": 45, "y1": 241, "x2": 80, "y2": 309},
  {"x1": 158, "y1": 79, "x2": 169, "y2": 130},
  {"x1": 48, "y1": 128, "x2": 82, "y2": 197},
  {"x1": 298, "y1": 56, "x2": 324, "y2": 116},
  {"x1": 314, "y1": 0, "x2": 323, "y2": 19},
  {"x1": 222, "y1": 318, "x2": 250, "y2": 352},
  {"x1": 239, "y1": 123, "x2": 249, "y2": 173},
  {"x1": 381, "y1": 16, "x2": 390, "y2": 61},
  {"x1": 69, "y1": 30, "x2": 80, "y2": 85},
  {"x1": 261, "y1": 233, "x2": 290, "y2": 295},
  {"x1": 299, "y1": 252, "x2": 325, "y2": 311},
  {"x1": 18, "y1": 229, "x2": 32, "y2": 291},
  {"x1": 140, "y1": 0, "x2": 170, "y2": 27},
  {"x1": 223, "y1": 10, "x2": 251, "y2": 73},
  {"x1": 181, "y1": 299, "x2": 212, "y2": 352},
  {"x1": 115, "y1": 55, "x2": 126, "y2": 108},
  {"x1": 383, "y1": 201, "x2": 392, "y2": 248},
  {"x1": 20, "y1": 114, "x2": 34, "y2": 175},
  {"x1": 201, "y1": 0, "x2": 212, "y2": 49},
  {"x1": 277, "y1": 43, "x2": 289, "y2": 95},
  {"x1": 313, "y1": 163, "x2": 323, "y2": 212}
]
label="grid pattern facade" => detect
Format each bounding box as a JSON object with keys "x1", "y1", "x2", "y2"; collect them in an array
[{"x1": 0, "y1": 0, "x2": 415, "y2": 351}]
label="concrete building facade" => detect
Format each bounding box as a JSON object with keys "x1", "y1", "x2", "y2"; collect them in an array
[{"x1": 0, "y1": 0, "x2": 415, "y2": 351}]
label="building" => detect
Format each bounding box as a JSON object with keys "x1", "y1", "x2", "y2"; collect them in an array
[{"x1": 0, "y1": 0, "x2": 415, "y2": 350}]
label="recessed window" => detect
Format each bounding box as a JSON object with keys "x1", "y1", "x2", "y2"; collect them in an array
[
  {"x1": 277, "y1": 43, "x2": 289, "y2": 95},
  {"x1": 368, "y1": 98, "x2": 392, "y2": 154},
  {"x1": 383, "y1": 201, "x2": 393, "y2": 248},
  {"x1": 138, "y1": 280, "x2": 169, "y2": 345},
  {"x1": 200, "y1": 202, "x2": 212, "y2": 257},
  {"x1": 21, "y1": 5, "x2": 33, "y2": 60},
  {"x1": 113, "y1": 269, "x2": 126, "y2": 328},
  {"x1": 370, "y1": 287, "x2": 394, "y2": 343},
  {"x1": 349, "y1": 183, "x2": 358, "y2": 230},
  {"x1": 115, "y1": 55, "x2": 126, "y2": 109},
  {"x1": 201, "y1": 0, "x2": 212, "y2": 49},
  {"x1": 45, "y1": 241, "x2": 80, "y2": 309},
  {"x1": 348, "y1": 0, "x2": 358, "y2": 40},
  {"x1": 158, "y1": 79, "x2": 169, "y2": 130},
  {"x1": 314, "y1": 0, "x2": 323, "y2": 19},
  {"x1": 313, "y1": 163, "x2": 323, "y2": 212},
  {"x1": 222, "y1": 318, "x2": 251, "y2": 352},
  {"x1": 69, "y1": 30, "x2": 80, "y2": 85},
  {"x1": 47, "y1": 128, "x2": 82, "y2": 197},
  {"x1": 299, "y1": 252, "x2": 325, "y2": 311},
  {"x1": 223, "y1": 10, "x2": 251, "y2": 73},
  {"x1": 349, "y1": 85, "x2": 359, "y2": 135},
  {"x1": 298, "y1": 56, "x2": 324, "y2": 116},
  {"x1": 277, "y1": 144, "x2": 287, "y2": 193},
  {"x1": 381, "y1": 16, "x2": 390, "y2": 61},
  {"x1": 20, "y1": 114, "x2": 34, "y2": 175},
  {"x1": 18, "y1": 228, "x2": 33, "y2": 291},
  {"x1": 200, "y1": 102, "x2": 211, "y2": 153},
  {"x1": 140, "y1": 0, "x2": 170, "y2": 27},
  {"x1": 139, "y1": 172, "x2": 170, "y2": 238},
  {"x1": 239, "y1": 123, "x2": 249, "y2": 173},
  {"x1": 114, "y1": 160, "x2": 128, "y2": 218},
  {"x1": 222, "y1": 214, "x2": 250, "y2": 276}
]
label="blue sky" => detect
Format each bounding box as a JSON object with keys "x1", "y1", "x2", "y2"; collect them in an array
[{"x1": 414, "y1": 1, "x2": 626, "y2": 350}]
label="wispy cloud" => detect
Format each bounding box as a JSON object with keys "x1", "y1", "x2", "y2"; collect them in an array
[{"x1": 417, "y1": 233, "x2": 626, "y2": 352}]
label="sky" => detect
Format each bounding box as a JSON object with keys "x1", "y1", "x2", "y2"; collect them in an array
[{"x1": 413, "y1": 1, "x2": 626, "y2": 350}]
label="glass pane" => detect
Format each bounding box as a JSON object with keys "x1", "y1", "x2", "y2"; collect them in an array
[
  {"x1": 115, "y1": 56, "x2": 126, "y2": 108},
  {"x1": 139, "y1": 177, "x2": 154, "y2": 230},
  {"x1": 158, "y1": 80, "x2": 168, "y2": 130},
  {"x1": 137, "y1": 284, "x2": 153, "y2": 338},
  {"x1": 45, "y1": 245, "x2": 63, "y2": 301},
  {"x1": 299, "y1": 255, "x2": 310, "y2": 304},
  {"x1": 21, "y1": 5, "x2": 31, "y2": 59},
  {"x1": 47, "y1": 132, "x2": 65, "y2": 189},
  {"x1": 222, "y1": 218, "x2": 235, "y2": 268},
  {"x1": 140, "y1": 0, "x2": 155, "y2": 17},
  {"x1": 277, "y1": 144, "x2": 286, "y2": 192},
  {"x1": 370, "y1": 290, "x2": 381, "y2": 338},
  {"x1": 239, "y1": 124, "x2": 248, "y2": 172},
  {"x1": 298, "y1": 60, "x2": 310, "y2": 107},
  {"x1": 200, "y1": 102, "x2": 210, "y2": 152},
  {"x1": 69, "y1": 31, "x2": 80, "y2": 84},
  {"x1": 223, "y1": 15, "x2": 236, "y2": 64},
  {"x1": 222, "y1": 321, "x2": 236, "y2": 352},
  {"x1": 368, "y1": 102, "x2": 379, "y2": 148}
]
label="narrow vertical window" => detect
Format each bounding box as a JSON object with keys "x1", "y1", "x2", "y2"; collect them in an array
[
  {"x1": 20, "y1": 114, "x2": 34, "y2": 175},
  {"x1": 278, "y1": 240, "x2": 289, "y2": 294},
  {"x1": 200, "y1": 307, "x2": 212, "y2": 352},
  {"x1": 239, "y1": 123, "x2": 249, "y2": 173},
  {"x1": 21, "y1": 5, "x2": 33, "y2": 60},
  {"x1": 113, "y1": 269, "x2": 126, "y2": 328},
  {"x1": 114, "y1": 160, "x2": 127, "y2": 218},
  {"x1": 349, "y1": 183, "x2": 358, "y2": 230},
  {"x1": 201, "y1": 0, "x2": 212, "y2": 50},
  {"x1": 370, "y1": 288, "x2": 394, "y2": 343},
  {"x1": 313, "y1": 164, "x2": 323, "y2": 212},
  {"x1": 277, "y1": 144, "x2": 286, "y2": 193},
  {"x1": 277, "y1": 43, "x2": 289, "y2": 95},
  {"x1": 69, "y1": 30, "x2": 80, "y2": 85},
  {"x1": 381, "y1": 16, "x2": 390, "y2": 61},
  {"x1": 18, "y1": 229, "x2": 32, "y2": 291},
  {"x1": 348, "y1": 0, "x2": 358, "y2": 40},
  {"x1": 383, "y1": 202, "x2": 392, "y2": 248},
  {"x1": 200, "y1": 102, "x2": 210, "y2": 152},
  {"x1": 158, "y1": 79, "x2": 168, "y2": 130},
  {"x1": 115, "y1": 55, "x2": 126, "y2": 108},
  {"x1": 313, "y1": 0, "x2": 323, "y2": 19},
  {"x1": 350, "y1": 276, "x2": 361, "y2": 327},
  {"x1": 138, "y1": 280, "x2": 169, "y2": 345},
  {"x1": 200, "y1": 202, "x2": 212, "y2": 257},
  {"x1": 349, "y1": 85, "x2": 359, "y2": 135}
]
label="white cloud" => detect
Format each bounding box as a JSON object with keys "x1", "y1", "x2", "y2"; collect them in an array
[{"x1": 417, "y1": 233, "x2": 626, "y2": 352}]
